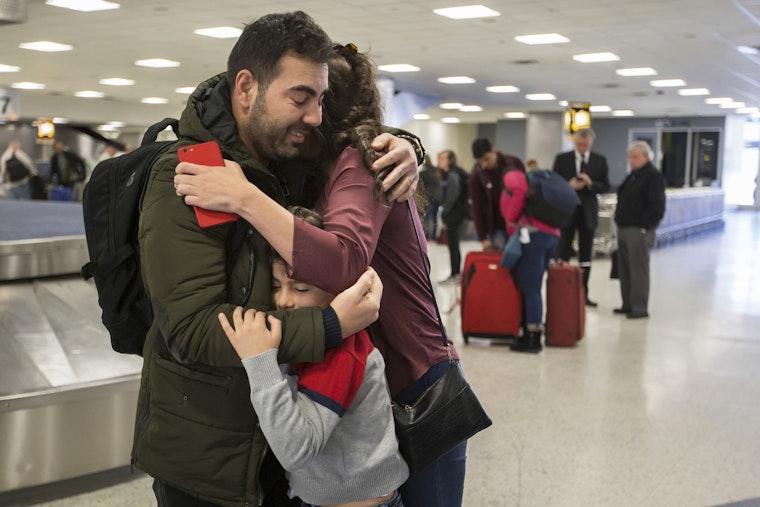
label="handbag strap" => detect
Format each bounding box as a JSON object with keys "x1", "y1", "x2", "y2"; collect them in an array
[{"x1": 406, "y1": 199, "x2": 452, "y2": 357}]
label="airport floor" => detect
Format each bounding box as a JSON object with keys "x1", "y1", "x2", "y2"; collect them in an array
[{"x1": 13, "y1": 210, "x2": 760, "y2": 507}]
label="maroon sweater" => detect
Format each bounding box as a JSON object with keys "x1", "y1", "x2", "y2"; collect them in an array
[{"x1": 291, "y1": 147, "x2": 457, "y2": 396}]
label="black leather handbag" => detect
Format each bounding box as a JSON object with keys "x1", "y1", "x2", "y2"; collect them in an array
[{"x1": 392, "y1": 201, "x2": 492, "y2": 475}]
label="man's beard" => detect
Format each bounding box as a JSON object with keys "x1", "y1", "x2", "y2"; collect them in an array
[{"x1": 245, "y1": 93, "x2": 305, "y2": 163}]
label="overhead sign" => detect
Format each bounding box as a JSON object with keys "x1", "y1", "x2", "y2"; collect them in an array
[{"x1": 0, "y1": 88, "x2": 21, "y2": 120}]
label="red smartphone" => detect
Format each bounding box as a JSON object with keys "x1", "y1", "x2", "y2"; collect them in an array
[{"x1": 177, "y1": 141, "x2": 238, "y2": 228}]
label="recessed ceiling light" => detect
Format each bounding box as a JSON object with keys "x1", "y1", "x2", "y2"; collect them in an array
[
  {"x1": 616, "y1": 67, "x2": 657, "y2": 77},
  {"x1": 193, "y1": 27, "x2": 242, "y2": 39},
  {"x1": 97, "y1": 124, "x2": 118, "y2": 131},
  {"x1": 46, "y1": 0, "x2": 120, "y2": 12},
  {"x1": 678, "y1": 88, "x2": 710, "y2": 96},
  {"x1": 175, "y1": 87, "x2": 196, "y2": 94},
  {"x1": 737, "y1": 45, "x2": 759, "y2": 55},
  {"x1": 558, "y1": 100, "x2": 569, "y2": 107},
  {"x1": 141, "y1": 97, "x2": 169, "y2": 104},
  {"x1": 75, "y1": 90, "x2": 105, "y2": 98},
  {"x1": 11, "y1": 82, "x2": 46, "y2": 90},
  {"x1": 108, "y1": 121, "x2": 126, "y2": 127},
  {"x1": 526, "y1": 93, "x2": 557, "y2": 101},
  {"x1": 572, "y1": 52, "x2": 619, "y2": 63},
  {"x1": 413, "y1": 114, "x2": 431, "y2": 120},
  {"x1": 705, "y1": 97, "x2": 733, "y2": 104},
  {"x1": 441, "y1": 117, "x2": 461, "y2": 123},
  {"x1": 0, "y1": 64, "x2": 20, "y2": 72},
  {"x1": 378, "y1": 64, "x2": 421, "y2": 73},
  {"x1": 505, "y1": 112, "x2": 526, "y2": 119},
  {"x1": 99, "y1": 78, "x2": 135, "y2": 86},
  {"x1": 650, "y1": 79, "x2": 686, "y2": 87},
  {"x1": 515, "y1": 33, "x2": 569, "y2": 45},
  {"x1": 612, "y1": 110, "x2": 634, "y2": 116},
  {"x1": 486, "y1": 85, "x2": 520, "y2": 93},
  {"x1": 460, "y1": 105, "x2": 483, "y2": 112},
  {"x1": 437, "y1": 76, "x2": 476, "y2": 84},
  {"x1": 439, "y1": 102, "x2": 463, "y2": 109},
  {"x1": 720, "y1": 102, "x2": 746, "y2": 109},
  {"x1": 737, "y1": 107, "x2": 759, "y2": 114},
  {"x1": 52, "y1": 117, "x2": 69, "y2": 123},
  {"x1": 19, "y1": 41, "x2": 73, "y2": 52},
  {"x1": 433, "y1": 5, "x2": 500, "y2": 20},
  {"x1": 135, "y1": 59, "x2": 180, "y2": 68},
  {"x1": 589, "y1": 105, "x2": 612, "y2": 112}
]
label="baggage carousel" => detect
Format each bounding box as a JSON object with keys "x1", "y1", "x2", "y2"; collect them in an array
[{"x1": 0, "y1": 200, "x2": 143, "y2": 494}]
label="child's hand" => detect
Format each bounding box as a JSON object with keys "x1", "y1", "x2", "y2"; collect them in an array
[{"x1": 218, "y1": 307, "x2": 282, "y2": 360}]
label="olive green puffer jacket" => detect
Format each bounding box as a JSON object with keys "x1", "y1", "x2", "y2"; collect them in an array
[{"x1": 132, "y1": 73, "x2": 326, "y2": 506}]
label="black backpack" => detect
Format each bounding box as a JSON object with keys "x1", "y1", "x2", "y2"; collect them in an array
[
  {"x1": 6, "y1": 154, "x2": 30, "y2": 182},
  {"x1": 523, "y1": 170, "x2": 579, "y2": 228},
  {"x1": 81, "y1": 118, "x2": 181, "y2": 355},
  {"x1": 452, "y1": 166, "x2": 472, "y2": 219}
]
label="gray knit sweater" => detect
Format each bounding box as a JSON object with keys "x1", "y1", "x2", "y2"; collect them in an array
[{"x1": 242, "y1": 330, "x2": 408, "y2": 505}]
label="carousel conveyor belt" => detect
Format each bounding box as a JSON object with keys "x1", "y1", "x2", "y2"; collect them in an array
[{"x1": 0, "y1": 199, "x2": 143, "y2": 493}]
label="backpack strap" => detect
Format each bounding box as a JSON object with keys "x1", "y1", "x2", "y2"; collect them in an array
[{"x1": 141, "y1": 118, "x2": 180, "y2": 146}]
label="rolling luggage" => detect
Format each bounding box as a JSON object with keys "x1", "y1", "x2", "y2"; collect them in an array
[
  {"x1": 460, "y1": 250, "x2": 522, "y2": 343},
  {"x1": 545, "y1": 262, "x2": 585, "y2": 346},
  {"x1": 49, "y1": 185, "x2": 74, "y2": 201}
]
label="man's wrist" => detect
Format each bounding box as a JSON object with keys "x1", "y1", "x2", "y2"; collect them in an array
[{"x1": 395, "y1": 134, "x2": 425, "y2": 166}]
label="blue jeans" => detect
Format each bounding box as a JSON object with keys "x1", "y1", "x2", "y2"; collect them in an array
[
  {"x1": 9, "y1": 182, "x2": 31, "y2": 200},
  {"x1": 394, "y1": 361, "x2": 468, "y2": 507},
  {"x1": 489, "y1": 228, "x2": 507, "y2": 250},
  {"x1": 514, "y1": 231, "x2": 559, "y2": 328}
]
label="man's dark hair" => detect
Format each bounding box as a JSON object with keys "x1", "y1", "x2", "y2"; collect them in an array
[
  {"x1": 472, "y1": 138, "x2": 492, "y2": 159},
  {"x1": 227, "y1": 11, "x2": 333, "y2": 93}
]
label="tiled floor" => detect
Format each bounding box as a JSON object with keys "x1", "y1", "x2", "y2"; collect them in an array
[{"x1": 12, "y1": 210, "x2": 760, "y2": 507}]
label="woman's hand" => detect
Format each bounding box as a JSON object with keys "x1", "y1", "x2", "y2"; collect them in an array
[{"x1": 175, "y1": 159, "x2": 249, "y2": 213}]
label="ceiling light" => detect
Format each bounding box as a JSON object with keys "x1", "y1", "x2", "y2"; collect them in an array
[
  {"x1": 439, "y1": 102, "x2": 463, "y2": 109},
  {"x1": 141, "y1": 97, "x2": 169, "y2": 104},
  {"x1": 378, "y1": 64, "x2": 420, "y2": 73},
  {"x1": 75, "y1": 90, "x2": 105, "y2": 98},
  {"x1": 19, "y1": 41, "x2": 73, "y2": 52},
  {"x1": 433, "y1": 5, "x2": 500, "y2": 20},
  {"x1": 720, "y1": 102, "x2": 746, "y2": 109},
  {"x1": 589, "y1": 105, "x2": 612, "y2": 112},
  {"x1": 460, "y1": 105, "x2": 483, "y2": 112},
  {"x1": 612, "y1": 110, "x2": 634, "y2": 116},
  {"x1": 46, "y1": 0, "x2": 120, "y2": 12},
  {"x1": 0, "y1": 64, "x2": 20, "y2": 72},
  {"x1": 135, "y1": 59, "x2": 180, "y2": 68},
  {"x1": 737, "y1": 45, "x2": 759, "y2": 55},
  {"x1": 650, "y1": 79, "x2": 686, "y2": 87},
  {"x1": 515, "y1": 33, "x2": 569, "y2": 45},
  {"x1": 504, "y1": 112, "x2": 526, "y2": 119},
  {"x1": 572, "y1": 52, "x2": 620, "y2": 63},
  {"x1": 558, "y1": 100, "x2": 569, "y2": 107},
  {"x1": 616, "y1": 67, "x2": 657, "y2": 77},
  {"x1": 194, "y1": 27, "x2": 242, "y2": 39},
  {"x1": 175, "y1": 87, "x2": 196, "y2": 94},
  {"x1": 705, "y1": 97, "x2": 733, "y2": 104},
  {"x1": 438, "y1": 76, "x2": 476, "y2": 84},
  {"x1": 108, "y1": 121, "x2": 126, "y2": 127},
  {"x1": 441, "y1": 117, "x2": 461, "y2": 123},
  {"x1": 100, "y1": 78, "x2": 134, "y2": 86},
  {"x1": 97, "y1": 124, "x2": 118, "y2": 131},
  {"x1": 737, "y1": 107, "x2": 759, "y2": 114},
  {"x1": 526, "y1": 93, "x2": 557, "y2": 101},
  {"x1": 486, "y1": 85, "x2": 520, "y2": 93},
  {"x1": 52, "y1": 117, "x2": 69, "y2": 123},
  {"x1": 413, "y1": 114, "x2": 431, "y2": 120},
  {"x1": 678, "y1": 88, "x2": 710, "y2": 96},
  {"x1": 11, "y1": 82, "x2": 46, "y2": 90}
]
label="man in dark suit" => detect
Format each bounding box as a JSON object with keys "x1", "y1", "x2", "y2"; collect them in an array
[{"x1": 552, "y1": 128, "x2": 610, "y2": 307}]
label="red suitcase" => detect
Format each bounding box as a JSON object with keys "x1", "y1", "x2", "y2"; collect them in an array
[
  {"x1": 460, "y1": 251, "x2": 522, "y2": 343},
  {"x1": 545, "y1": 262, "x2": 585, "y2": 346}
]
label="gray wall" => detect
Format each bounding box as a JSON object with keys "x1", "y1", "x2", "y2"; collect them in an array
[{"x1": 477, "y1": 121, "x2": 526, "y2": 164}]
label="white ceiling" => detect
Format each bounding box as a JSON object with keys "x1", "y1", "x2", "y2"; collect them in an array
[{"x1": 2, "y1": 0, "x2": 760, "y2": 132}]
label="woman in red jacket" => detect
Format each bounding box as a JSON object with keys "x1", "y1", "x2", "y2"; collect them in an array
[{"x1": 500, "y1": 167, "x2": 561, "y2": 352}]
